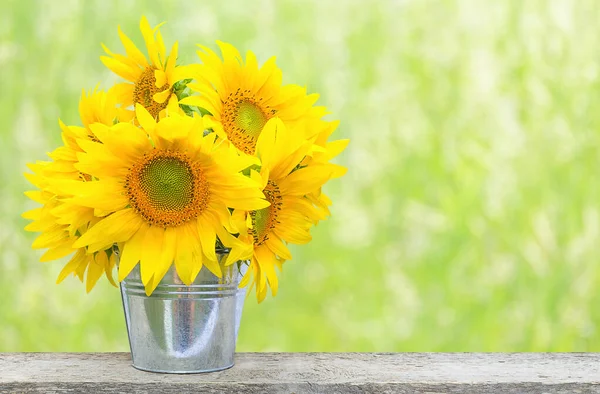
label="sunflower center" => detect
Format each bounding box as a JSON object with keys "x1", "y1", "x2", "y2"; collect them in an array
[
  {"x1": 140, "y1": 158, "x2": 193, "y2": 210},
  {"x1": 250, "y1": 180, "x2": 282, "y2": 245},
  {"x1": 222, "y1": 89, "x2": 276, "y2": 155},
  {"x1": 125, "y1": 150, "x2": 210, "y2": 227},
  {"x1": 235, "y1": 101, "x2": 267, "y2": 139},
  {"x1": 133, "y1": 66, "x2": 171, "y2": 118}
]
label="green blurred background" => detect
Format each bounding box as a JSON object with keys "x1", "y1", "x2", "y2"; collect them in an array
[{"x1": 2, "y1": 0, "x2": 600, "y2": 352}]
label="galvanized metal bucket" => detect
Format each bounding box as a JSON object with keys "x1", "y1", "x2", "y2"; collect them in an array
[{"x1": 119, "y1": 252, "x2": 247, "y2": 374}]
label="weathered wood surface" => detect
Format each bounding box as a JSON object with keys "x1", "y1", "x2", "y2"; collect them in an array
[{"x1": 1, "y1": 353, "x2": 599, "y2": 393}]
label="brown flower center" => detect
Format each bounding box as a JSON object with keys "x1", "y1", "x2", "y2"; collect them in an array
[
  {"x1": 222, "y1": 89, "x2": 276, "y2": 155},
  {"x1": 250, "y1": 180, "x2": 282, "y2": 245},
  {"x1": 133, "y1": 67, "x2": 171, "y2": 118},
  {"x1": 125, "y1": 150, "x2": 210, "y2": 227}
]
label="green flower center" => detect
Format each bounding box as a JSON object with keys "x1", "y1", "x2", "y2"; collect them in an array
[
  {"x1": 222, "y1": 90, "x2": 276, "y2": 155},
  {"x1": 139, "y1": 157, "x2": 194, "y2": 211},
  {"x1": 235, "y1": 101, "x2": 268, "y2": 139},
  {"x1": 125, "y1": 150, "x2": 210, "y2": 227},
  {"x1": 252, "y1": 207, "x2": 271, "y2": 241}
]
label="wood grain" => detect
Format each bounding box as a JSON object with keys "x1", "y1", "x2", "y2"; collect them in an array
[{"x1": 1, "y1": 353, "x2": 599, "y2": 393}]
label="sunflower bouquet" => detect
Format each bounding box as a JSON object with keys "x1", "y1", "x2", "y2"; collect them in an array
[{"x1": 23, "y1": 17, "x2": 347, "y2": 302}]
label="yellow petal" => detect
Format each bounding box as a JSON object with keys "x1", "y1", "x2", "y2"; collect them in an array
[
  {"x1": 256, "y1": 118, "x2": 311, "y2": 180},
  {"x1": 216, "y1": 40, "x2": 243, "y2": 75},
  {"x1": 265, "y1": 236, "x2": 292, "y2": 260},
  {"x1": 58, "y1": 180, "x2": 129, "y2": 213},
  {"x1": 174, "y1": 223, "x2": 201, "y2": 284},
  {"x1": 48, "y1": 146, "x2": 77, "y2": 161},
  {"x1": 174, "y1": 250, "x2": 194, "y2": 285},
  {"x1": 135, "y1": 103, "x2": 158, "y2": 134},
  {"x1": 105, "y1": 252, "x2": 118, "y2": 287},
  {"x1": 153, "y1": 88, "x2": 171, "y2": 104},
  {"x1": 72, "y1": 209, "x2": 143, "y2": 251},
  {"x1": 22, "y1": 207, "x2": 42, "y2": 221},
  {"x1": 88, "y1": 122, "x2": 151, "y2": 161},
  {"x1": 140, "y1": 225, "x2": 164, "y2": 287},
  {"x1": 255, "y1": 56, "x2": 281, "y2": 98},
  {"x1": 323, "y1": 163, "x2": 347, "y2": 178},
  {"x1": 255, "y1": 246, "x2": 279, "y2": 296},
  {"x1": 277, "y1": 165, "x2": 333, "y2": 196},
  {"x1": 154, "y1": 69, "x2": 167, "y2": 88},
  {"x1": 165, "y1": 95, "x2": 180, "y2": 116},
  {"x1": 272, "y1": 140, "x2": 315, "y2": 181},
  {"x1": 25, "y1": 215, "x2": 58, "y2": 232},
  {"x1": 216, "y1": 225, "x2": 253, "y2": 265},
  {"x1": 197, "y1": 217, "x2": 217, "y2": 262},
  {"x1": 109, "y1": 82, "x2": 135, "y2": 106},
  {"x1": 117, "y1": 107, "x2": 135, "y2": 122},
  {"x1": 24, "y1": 191, "x2": 44, "y2": 204},
  {"x1": 155, "y1": 29, "x2": 166, "y2": 66},
  {"x1": 118, "y1": 25, "x2": 148, "y2": 67},
  {"x1": 56, "y1": 249, "x2": 87, "y2": 284},
  {"x1": 165, "y1": 41, "x2": 178, "y2": 79},
  {"x1": 145, "y1": 226, "x2": 177, "y2": 294},
  {"x1": 40, "y1": 241, "x2": 76, "y2": 263},
  {"x1": 118, "y1": 224, "x2": 148, "y2": 281},
  {"x1": 195, "y1": 45, "x2": 225, "y2": 79},
  {"x1": 171, "y1": 64, "x2": 197, "y2": 85},
  {"x1": 256, "y1": 266, "x2": 268, "y2": 303},
  {"x1": 179, "y1": 95, "x2": 207, "y2": 108},
  {"x1": 323, "y1": 139, "x2": 349, "y2": 161},
  {"x1": 32, "y1": 227, "x2": 68, "y2": 249},
  {"x1": 274, "y1": 222, "x2": 312, "y2": 245},
  {"x1": 101, "y1": 43, "x2": 139, "y2": 70},
  {"x1": 239, "y1": 265, "x2": 253, "y2": 289},
  {"x1": 86, "y1": 257, "x2": 105, "y2": 293},
  {"x1": 140, "y1": 16, "x2": 163, "y2": 68},
  {"x1": 244, "y1": 50, "x2": 259, "y2": 91},
  {"x1": 202, "y1": 254, "x2": 222, "y2": 278},
  {"x1": 100, "y1": 56, "x2": 138, "y2": 82},
  {"x1": 75, "y1": 256, "x2": 89, "y2": 281}
]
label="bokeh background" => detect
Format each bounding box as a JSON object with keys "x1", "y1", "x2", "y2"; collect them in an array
[{"x1": 2, "y1": 0, "x2": 600, "y2": 352}]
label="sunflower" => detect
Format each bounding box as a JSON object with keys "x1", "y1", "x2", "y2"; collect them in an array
[
  {"x1": 102, "y1": 16, "x2": 192, "y2": 119},
  {"x1": 23, "y1": 88, "x2": 125, "y2": 292},
  {"x1": 46, "y1": 87, "x2": 122, "y2": 182},
  {"x1": 300, "y1": 117, "x2": 349, "y2": 222},
  {"x1": 226, "y1": 118, "x2": 339, "y2": 302},
  {"x1": 180, "y1": 41, "x2": 325, "y2": 156},
  {"x1": 23, "y1": 162, "x2": 118, "y2": 292},
  {"x1": 52, "y1": 105, "x2": 269, "y2": 295}
]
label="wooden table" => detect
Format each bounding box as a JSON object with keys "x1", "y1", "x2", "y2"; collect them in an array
[{"x1": 1, "y1": 353, "x2": 599, "y2": 393}]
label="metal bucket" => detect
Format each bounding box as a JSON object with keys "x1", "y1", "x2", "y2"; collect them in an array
[{"x1": 119, "y1": 252, "x2": 247, "y2": 374}]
